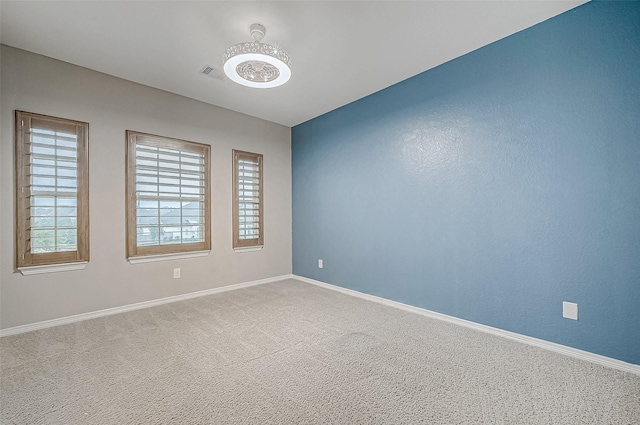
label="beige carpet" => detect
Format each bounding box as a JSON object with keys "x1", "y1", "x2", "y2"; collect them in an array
[{"x1": 1, "y1": 279, "x2": 639, "y2": 424}]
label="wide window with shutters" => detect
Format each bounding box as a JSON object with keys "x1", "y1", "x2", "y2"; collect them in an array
[
  {"x1": 233, "y1": 150, "x2": 263, "y2": 249},
  {"x1": 126, "y1": 131, "x2": 211, "y2": 259},
  {"x1": 15, "y1": 111, "x2": 90, "y2": 271}
]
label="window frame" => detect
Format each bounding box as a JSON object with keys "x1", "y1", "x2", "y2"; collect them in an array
[
  {"x1": 15, "y1": 110, "x2": 90, "y2": 270},
  {"x1": 232, "y1": 149, "x2": 264, "y2": 249},
  {"x1": 125, "y1": 130, "x2": 211, "y2": 259}
]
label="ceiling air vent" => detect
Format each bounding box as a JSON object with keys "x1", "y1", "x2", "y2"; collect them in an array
[{"x1": 200, "y1": 65, "x2": 225, "y2": 81}]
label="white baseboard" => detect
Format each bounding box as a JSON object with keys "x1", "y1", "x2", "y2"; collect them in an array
[
  {"x1": 293, "y1": 275, "x2": 640, "y2": 376},
  {"x1": 0, "y1": 274, "x2": 294, "y2": 338},
  {"x1": 3, "y1": 273, "x2": 637, "y2": 376}
]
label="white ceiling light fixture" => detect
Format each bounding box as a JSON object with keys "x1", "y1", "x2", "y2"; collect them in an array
[{"x1": 223, "y1": 23, "x2": 292, "y2": 89}]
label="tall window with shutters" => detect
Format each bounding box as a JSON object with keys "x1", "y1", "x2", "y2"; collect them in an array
[
  {"x1": 15, "y1": 111, "x2": 90, "y2": 269},
  {"x1": 126, "y1": 131, "x2": 211, "y2": 259},
  {"x1": 233, "y1": 150, "x2": 263, "y2": 249}
]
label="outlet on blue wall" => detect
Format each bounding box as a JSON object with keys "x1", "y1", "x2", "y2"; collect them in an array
[{"x1": 292, "y1": 1, "x2": 640, "y2": 365}]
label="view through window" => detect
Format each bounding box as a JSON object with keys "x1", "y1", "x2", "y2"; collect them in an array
[
  {"x1": 233, "y1": 150, "x2": 263, "y2": 248},
  {"x1": 15, "y1": 111, "x2": 89, "y2": 268},
  {"x1": 126, "y1": 131, "x2": 211, "y2": 258}
]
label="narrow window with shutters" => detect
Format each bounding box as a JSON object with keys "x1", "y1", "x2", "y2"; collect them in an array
[
  {"x1": 233, "y1": 150, "x2": 263, "y2": 249},
  {"x1": 15, "y1": 111, "x2": 90, "y2": 269},
  {"x1": 126, "y1": 131, "x2": 211, "y2": 258}
]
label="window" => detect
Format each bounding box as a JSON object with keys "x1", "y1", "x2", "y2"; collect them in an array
[
  {"x1": 126, "y1": 131, "x2": 211, "y2": 259},
  {"x1": 15, "y1": 111, "x2": 90, "y2": 270},
  {"x1": 233, "y1": 150, "x2": 263, "y2": 249}
]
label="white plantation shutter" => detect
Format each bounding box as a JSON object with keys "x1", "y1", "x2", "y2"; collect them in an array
[
  {"x1": 28, "y1": 126, "x2": 79, "y2": 253},
  {"x1": 15, "y1": 111, "x2": 90, "y2": 268},
  {"x1": 126, "y1": 131, "x2": 211, "y2": 258},
  {"x1": 233, "y1": 150, "x2": 263, "y2": 248},
  {"x1": 237, "y1": 157, "x2": 260, "y2": 239},
  {"x1": 135, "y1": 145, "x2": 205, "y2": 246}
]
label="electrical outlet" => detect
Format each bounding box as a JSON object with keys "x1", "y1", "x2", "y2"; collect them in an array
[
  {"x1": 562, "y1": 301, "x2": 578, "y2": 320},
  {"x1": 173, "y1": 268, "x2": 181, "y2": 279},
  {"x1": 318, "y1": 259, "x2": 323, "y2": 269}
]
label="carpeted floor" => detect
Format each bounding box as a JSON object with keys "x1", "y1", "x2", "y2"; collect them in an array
[{"x1": 1, "y1": 279, "x2": 639, "y2": 424}]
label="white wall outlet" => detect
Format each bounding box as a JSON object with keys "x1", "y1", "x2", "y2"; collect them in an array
[
  {"x1": 173, "y1": 268, "x2": 181, "y2": 279},
  {"x1": 563, "y1": 301, "x2": 578, "y2": 320},
  {"x1": 318, "y1": 259, "x2": 323, "y2": 269}
]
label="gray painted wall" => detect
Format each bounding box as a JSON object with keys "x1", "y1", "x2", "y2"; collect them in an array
[{"x1": 1, "y1": 45, "x2": 292, "y2": 329}]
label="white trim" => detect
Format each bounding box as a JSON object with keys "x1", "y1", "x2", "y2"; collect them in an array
[
  {"x1": 0, "y1": 274, "x2": 293, "y2": 337},
  {"x1": 292, "y1": 275, "x2": 640, "y2": 376},
  {"x1": 234, "y1": 246, "x2": 263, "y2": 253},
  {"x1": 128, "y1": 250, "x2": 210, "y2": 264},
  {"x1": 5, "y1": 272, "x2": 636, "y2": 375},
  {"x1": 19, "y1": 262, "x2": 88, "y2": 276}
]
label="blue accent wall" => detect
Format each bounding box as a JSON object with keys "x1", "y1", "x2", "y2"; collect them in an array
[{"x1": 292, "y1": 1, "x2": 640, "y2": 365}]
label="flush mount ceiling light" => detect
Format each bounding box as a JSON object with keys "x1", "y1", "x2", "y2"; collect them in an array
[{"x1": 223, "y1": 23, "x2": 292, "y2": 89}]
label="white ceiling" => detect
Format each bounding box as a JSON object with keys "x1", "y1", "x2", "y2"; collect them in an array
[{"x1": 1, "y1": 1, "x2": 587, "y2": 127}]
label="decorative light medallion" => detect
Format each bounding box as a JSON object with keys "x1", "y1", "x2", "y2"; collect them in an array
[{"x1": 223, "y1": 23, "x2": 292, "y2": 88}]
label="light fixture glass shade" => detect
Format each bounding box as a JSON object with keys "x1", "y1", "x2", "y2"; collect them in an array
[{"x1": 223, "y1": 27, "x2": 291, "y2": 88}]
